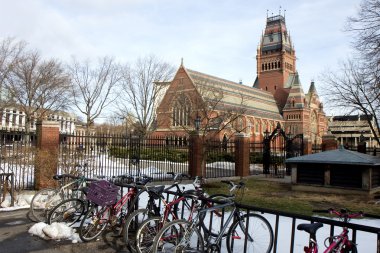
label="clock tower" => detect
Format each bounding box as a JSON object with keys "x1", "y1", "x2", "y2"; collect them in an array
[{"x1": 254, "y1": 14, "x2": 296, "y2": 111}]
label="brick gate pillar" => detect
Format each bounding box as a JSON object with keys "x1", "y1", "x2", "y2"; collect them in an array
[
  {"x1": 188, "y1": 133, "x2": 204, "y2": 178},
  {"x1": 303, "y1": 137, "x2": 312, "y2": 155},
  {"x1": 322, "y1": 133, "x2": 338, "y2": 151},
  {"x1": 235, "y1": 133, "x2": 250, "y2": 177},
  {"x1": 35, "y1": 120, "x2": 60, "y2": 190}
]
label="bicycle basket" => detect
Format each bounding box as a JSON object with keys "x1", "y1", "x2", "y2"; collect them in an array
[{"x1": 87, "y1": 180, "x2": 119, "y2": 206}]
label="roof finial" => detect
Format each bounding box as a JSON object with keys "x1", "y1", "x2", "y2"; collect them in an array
[
  {"x1": 180, "y1": 57, "x2": 183, "y2": 66},
  {"x1": 266, "y1": 9, "x2": 269, "y2": 18},
  {"x1": 279, "y1": 6, "x2": 282, "y2": 16},
  {"x1": 284, "y1": 9, "x2": 286, "y2": 19}
]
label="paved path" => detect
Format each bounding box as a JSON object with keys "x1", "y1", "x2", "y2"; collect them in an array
[{"x1": 0, "y1": 209, "x2": 129, "y2": 253}]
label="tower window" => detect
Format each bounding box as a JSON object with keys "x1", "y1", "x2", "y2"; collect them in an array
[
  {"x1": 265, "y1": 86, "x2": 268, "y2": 91},
  {"x1": 274, "y1": 86, "x2": 277, "y2": 90},
  {"x1": 262, "y1": 64, "x2": 264, "y2": 71}
]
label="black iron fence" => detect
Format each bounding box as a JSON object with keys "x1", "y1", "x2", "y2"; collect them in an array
[
  {"x1": 0, "y1": 131, "x2": 36, "y2": 190},
  {"x1": 58, "y1": 133, "x2": 189, "y2": 181},
  {"x1": 204, "y1": 139, "x2": 235, "y2": 178},
  {"x1": 240, "y1": 204, "x2": 380, "y2": 253},
  {"x1": 249, "y1": 141, "x2": 264, "y2": 175}
]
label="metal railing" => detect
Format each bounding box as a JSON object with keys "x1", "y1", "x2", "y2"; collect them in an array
[{"x1": 128, "y1": 187, "x2": 380, "y2": 253}]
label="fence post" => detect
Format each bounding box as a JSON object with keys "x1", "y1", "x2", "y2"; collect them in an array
[
  {"x1": 235, "y1": 133, "x2": 249, "y2": 177},
  {"x1": 34, "y1": 120, "x2": 60, "y2": 190},
  {"x1": 322, "y1": 133, "x2": 338, "y2": 151},
  {"x1": 303, "y1": 137, "x2": 312, "y2": 155},
  {"x1": 188, "y1": 133, "x2": 204, "y2": 178}
]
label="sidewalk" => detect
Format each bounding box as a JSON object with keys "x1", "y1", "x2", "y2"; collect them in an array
[{"x1": 0, "y1": 209, "x2": 128, "y2": 253}]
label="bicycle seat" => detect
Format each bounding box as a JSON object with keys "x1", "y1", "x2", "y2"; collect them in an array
[
  {"x1": 53, "y1": 174, "x2": 64, "y2": 180},
  {"x1": 182, "y1": 189, "x2": 203, "y2": 199},
  {"x1": 297, "y1": 223, "x2": 323, "y2": 235},
  {"x1": 147, "y1": 185, "x2": 165, "y2": 197}
]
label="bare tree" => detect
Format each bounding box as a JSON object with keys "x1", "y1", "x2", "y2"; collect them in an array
[
  {"x1": 5, "y1": 50, "x2": 71, "y2": 134},
  {"x1": 321, "y1": 59, "x2": 380, "y2": 146},
  {"x1": 68, "y1": 57, "x2": 122, "y2": 131},
  {"x1": 321, "y1": 0, "x2": 380, "y2": 146},
  {"x1": 346, "y1": 0, "x2": 380, "y2": 71},
  {"x1": 0, "y1": 37, "x2": 26, "y2": 105},
  {"x1": 119, "y1": 55, "x2": 175, "y2": 137}
]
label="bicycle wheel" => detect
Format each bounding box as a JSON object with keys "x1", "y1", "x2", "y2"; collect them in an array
[
  {"x1": 79, "y1": 205, "x2": 110, "y2": 242},
  {"x1": 135, "y1": 216, "x2": 162, "y2": 253},
  {"x1": 30, "y1": 188, "x2": 62, "y2": 222},
  {"x1": 344, "y1": 241, "x2": 358, "y2": 253},
  {"x1": 199, "y1": 194, "x2": 230, "y2": 237},
  {"x1": 226, "y1": 213, "x2": 273, "y2": 253},
  {"x1": 123, "y1": 208, "x2": 154, "y2": 252},
  {"x1": 48, "y1": 198, "x2": 85, "y2": 226},
  {"x1": 152, "y1": 219, "x2": 204, "y2": 253}
]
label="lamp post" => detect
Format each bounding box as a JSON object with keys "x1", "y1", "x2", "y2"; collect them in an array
[{"x1": 195, "y1": 116, "x2": 201, "y2": 133}]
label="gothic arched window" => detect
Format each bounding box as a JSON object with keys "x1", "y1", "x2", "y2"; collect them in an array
[{"x1": 172, "y1": 95, "x2": 191, "y2": 127}]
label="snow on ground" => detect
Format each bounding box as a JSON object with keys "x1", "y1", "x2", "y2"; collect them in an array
[
  {"x1": 28, "y1": 222, "x2": 80, "y2": 243},
  {"x1": 0, "y1": 192, "x2": 34, "y2": 210}
]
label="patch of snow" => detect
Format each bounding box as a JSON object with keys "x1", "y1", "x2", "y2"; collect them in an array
[
  {"x1": 28, "y1": 222, "x2": 49, "y2": 240},
  {"x1": 0, "y1": 192, "x2": 34, "y2": 211},
  {"x1": 43, "y1": 222, "x2": 74, "y2": 240},
  {"x1": 28, "y1": 222, "x2": 80, "y2": 242}
]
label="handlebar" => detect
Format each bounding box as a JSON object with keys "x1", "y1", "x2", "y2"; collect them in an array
[
  {"x1": 221, "y1": 180, "x2": 245, "y2": 192},
  {"x1": 53, "y1": 174, "x2": 80, "y2": 180},
  {"x1": 167, "y1": 172, "x2": 191, "y2": 181},
  {"x1": 313, "y1": 208, "x2": 364, "y2": 222}
]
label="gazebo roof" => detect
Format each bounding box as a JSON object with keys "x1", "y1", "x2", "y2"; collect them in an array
[{"x1": 286, "y1": 147, "x2": 380, "y2": 166}]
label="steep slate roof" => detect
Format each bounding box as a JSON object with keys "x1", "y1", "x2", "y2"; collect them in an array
[
  {"x1": 185, "y1": 68, "x2": 283, "y2": 120},
  {"x1": 286, "y1": 147, "x2": 380, "y2": 166},
  {"x1": 283, "y1": 72, "x2": 306, "y2": 109}
]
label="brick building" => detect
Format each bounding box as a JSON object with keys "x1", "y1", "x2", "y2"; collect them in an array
[{"x1": 154, "y1": 14, "x2": 328, "y2": 143}]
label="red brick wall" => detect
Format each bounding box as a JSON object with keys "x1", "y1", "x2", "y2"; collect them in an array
[{"x1": 35, "y1": 121, "x2": 60, "y2": 190}]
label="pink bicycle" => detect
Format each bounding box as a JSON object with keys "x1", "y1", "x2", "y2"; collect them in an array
[{"x1": 297, "y1": 208, "x2": 361, "y2": 253}]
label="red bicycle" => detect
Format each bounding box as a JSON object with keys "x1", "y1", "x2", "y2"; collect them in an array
[
  {"x1": 78, "y1": 175, "x2": 152, "y2": 242},
  {"x1": 297, "y1": 208, "x2": 361, "y2": 253}
]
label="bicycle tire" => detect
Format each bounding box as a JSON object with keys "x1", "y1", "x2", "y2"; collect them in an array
[
  {"x1": 344, "y1": 241, "x2": 358, "y2": 253},
  {"x1": 135, "y1": 216, "x2": 162, "y2": 253},
  {"x1": 199, "y1": 193, "x2": 230, "y2": 237},
  {"x1": 123, "y1": 208, "x2": 154, "y2": 252},
  {"x1": 79, "y1": 205, "x2": 110, "y2": 242},
  {"x1": 48, "y1": 198, "x2": 85, "y2": 226},
  {"x1": 152, "y1": 219, "x2": 204, "y2": 253},
  {"x1": 30, "y1": 188, "x2": 62, "y2": 222},
  {"x1": 226, "y1": 213, "x2": 273, "y2": 253}
]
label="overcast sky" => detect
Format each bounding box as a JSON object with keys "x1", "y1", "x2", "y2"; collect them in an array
[{"x1": 0, "y1": 0, "x2": 362, "y2": 116}]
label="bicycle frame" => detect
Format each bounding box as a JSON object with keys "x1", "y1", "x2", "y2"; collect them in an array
[
  {"x1": 110, "y1": 186, "x2": 138, "y2": 217},
  {"x1": 323, "y1": 228, "x2": 351, "y2": 253}
]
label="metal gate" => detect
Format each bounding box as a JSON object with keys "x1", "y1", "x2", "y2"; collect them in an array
[{"x1": 263, "y1": 123, "x2": 303, "y2": 177}]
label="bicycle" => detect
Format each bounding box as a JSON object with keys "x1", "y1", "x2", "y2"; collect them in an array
[
  {"x1": 297, "y1": 208, "x2": 361, "y2": 253},
  {"x1": 30, "y1": 174, "x2": 92, "y2": 222},
  {"x1": 47, "y1": 174, "x2": 136, "y2": 227},
  {"x1": 78, "y1": 175, "x2": 152, "y2": 242},
  {"x1": 123, "y1": 172, "x2": 193, "y2": 252},
  {"x1": 151, "y1": 183, "x2": 274, "y2": 253}
]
